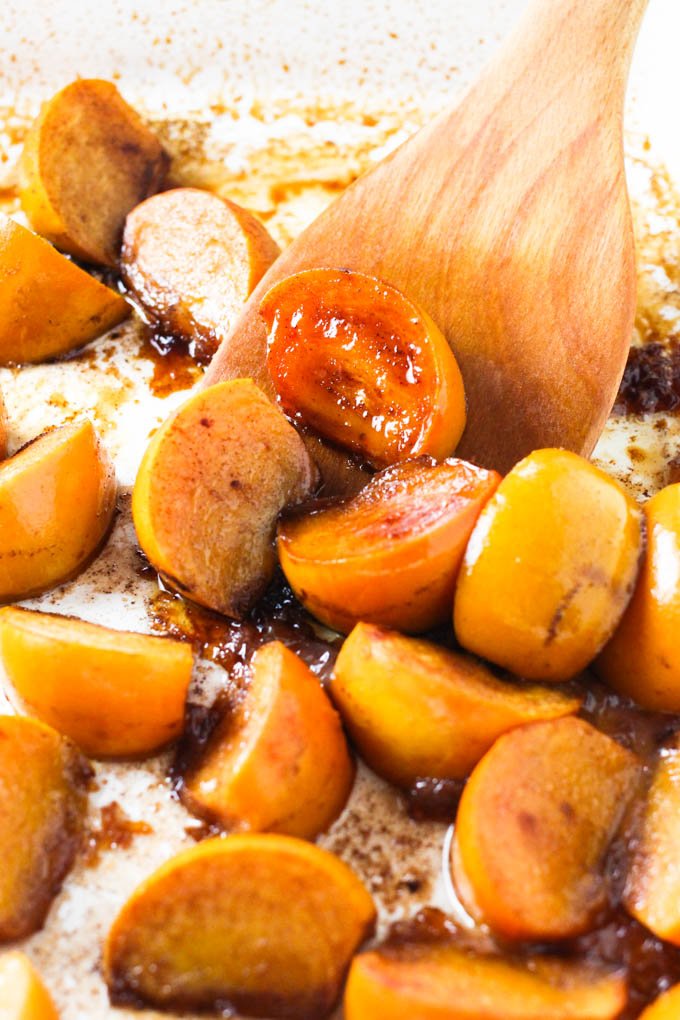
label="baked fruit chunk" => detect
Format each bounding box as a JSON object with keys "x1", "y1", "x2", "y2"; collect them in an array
[
  {"x1": 0, "y1": 420, "x2": 116, "y2": 601},
  {"x1": 0, "y1": 951, "x2": 59, "y2": 1020},
  {"x1": 330, "y1": 622, "x2": 581, "y2": 788},
  {"x1": 0, "y1": 715, "x2": 90, "y2": 941},
  {"x1": 104, "y1": 834, "x2": 376, "y2": 1019},
  {"x1": 0, "y1": 607, "x2": 193, "y2": 758},
  {"x1": 451, "y1": 716, "x2": 641, "y2": 941},
  {"x1": 454, "y1": 448, "x2": 643, "y2": 681},
  {"x1": 624, "y1": 733, "x2": 680, "y2": 944},
  {"x1": 133, "y1": 379, "x2": 317, "y2": 617},
  {"x1": 638, "y1": 984, "x2": 680, "y2": 1019},
  {"x1": 20, "y1": 78, "x2": 168, "y2": 266},
  {"x1": 122, "y1": 187, "x2": 279, "y2": 355},
  {"x1": 262, "y1": 268, "x2": 466, "y2": 469},
  {"x1": 278, "y1": 456, "x2": 500, "y2": 634},
  {"x1": 0, "y1": 216, "x2": 128, "y2": 364},
  {"x1": 598, "y1": 483, "x2": 680, "y2": 710},
  {"x1": 345, "y1": 941, "x2": 627, "y2": 1020},
  {"x1": 181, "y1": 641, "x2": 353, "y2": 838}
]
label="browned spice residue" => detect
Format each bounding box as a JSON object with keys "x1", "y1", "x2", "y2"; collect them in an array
[
  {"x1": 83, "y1": 801, "x2": 153, "y2": 867},
  {"x1": 615, "y1": 340, "x2": 680, "y2": 415}
]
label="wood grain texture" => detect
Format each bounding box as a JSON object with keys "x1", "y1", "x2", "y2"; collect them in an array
[{"x1": 205, "y1": 0, "x2": 649, "y2": 485}]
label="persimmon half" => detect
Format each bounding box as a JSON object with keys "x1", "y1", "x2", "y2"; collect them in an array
[
  {"x1": 331, "y1": 622, "x2": 581, "y2": 788},
  {"x1": 278, "y1": 456, "x2": 501, "y2": 634},
  {"x1": 261, "y1": 268, "x2": 466, "y2": 469},
  {"x1": 181, "y1": 641, "x2": 353, "y2": 839},
  {"x1": 0, "y1": 606, "x2": 193, "y2": 758},
  {"x1": 597, "y1": 483, "x2": 680, "y2": 711},
  {"x1": 624, "y1": 733, "x2": 680, "y2": 944},
  {"x1": 451, "y1": 716, "x2": 641, "y2": 941},
  {"x1": 454, "y1": 448, "x2": 643, "y2": 681},
  {"x1": 0, "y1": 952, "x2": 59, "y2": 1020},
  {"x1": 345, "y1": 942, "x2": 627, "y2": 1020},
  {"x1": 104, "y1": 834, "x2": 376, "y2": 1019}
]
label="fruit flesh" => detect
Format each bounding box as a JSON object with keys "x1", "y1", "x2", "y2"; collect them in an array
[
  {"x1": 0, "y1": 952, "x2": 59, "y2": 1020},
  {"x1": 104, "y1": 834, "x2": 376, "y2": 1019},
  {"x1": 262, "y1": 268, "x2": 466, "y2": 469}
]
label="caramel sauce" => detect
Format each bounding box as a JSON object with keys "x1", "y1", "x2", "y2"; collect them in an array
[
  {"x1": 83, "y1": 802, "x2": 153, "y2": 867},
  {"x1": 137, "y1": 324, "x2": 208, "y2": 397}
]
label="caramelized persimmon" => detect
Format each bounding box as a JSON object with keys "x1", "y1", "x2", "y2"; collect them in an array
[
  {"x1": 639, "y1": 984, "x2": 680, "y2": 1019},
  {"x1": 262, "y1": 268, "x2": 466, "y2": 469},
  {"x1": 133, "y1": 379, "x2": 317, "y2": 618},
  {"x1": 20, "y1": 79, "x2": 168, "y2": 267},
  {"x1": 123, "y1": 188, "x2": 279, "y2": 354},
  {"x1": 454, "y1": 448, "x2": 643, "y2": 681},
  {"x1": 0, "y1": 216, "x2": 128, "y2": 364},
  {"x1": 0, "y1": 420, "x2": 116, "y2": 601},
  {"x1": 182, "y1": 641, "x2": 353, "y2": 838},
  {"x1": 598, "y1": 484, "x2": 680, "y2": 710},
  {"x1": 0, "y1": 715, "x2": 90, "y2": 941},
  {"x1": 345, "y1": 942, "x2": 627, "y2": 1020},
  {"x1": 104, "y1": 834, "x2": 376, "y2": 1019},
  {"x1": 624, "y1": 734, "x2": 680, "y2": 944},
  {"x1": 331, "y1": 623, "x2": 581, "y2": 787},
  {"x1": 0, "y1": 952, "x2": 59, "y2": 1020},
  {"x1": 452, "y1": 716, "x2": 641, "y2": 941},
  {"x1": 278, "y1": 457, "x2": 500, "y2": 634},
  {"x1": 0, "y1": 607, "x2": 193, "y2": 758}
]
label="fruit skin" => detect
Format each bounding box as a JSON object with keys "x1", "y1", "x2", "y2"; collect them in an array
[
  {"x1": 132, "y1": 379, "x2": 317, "y2": 618},
  {"x1": 330, "y1": 622, "x2": 582, "y2": 787},
  {"x1": 122, "y1": 187, "x2": 280, "y2": 352},
  {"x1": 262, "y1": 267, "x2": 466, "y2": 470},
  {"x1": 623, "y1": 734, "x2": 680, "y2": 945},
  {"x1": 0, "y1": 606, "x2": 193, "y2": 758},
  {"x1": 20, "y1": 78, "x2": 168, "y2": 267},
  {"x1": 451, "y1": 716, "x2": 641, "y2": 942},
  {"x1": 278, "y1": 457, "x2": 501, "y2": 635},
  {"x1": 104, "y1": 833, "x2": 376, "y2": 1020},
  {"x1": 597, "y1": 483, "x2": 680, "y2": 711},
  {"x1": 638, "y1": 984, "x2": 680, "y2": 1019},
  {"x1": 344, "y1": 941, "x2": 627, "y2": 1020},
  {"x1": 0, "y1": 419, "x2": 116, "y2": 602},
  {"x1": 453, "y1": 447, "x2": 643, "y2": 681},
  {"x1": 0, "y1": 216, "x2": 128, "y2": 365},
  {"x1": 0, "y1": 714, "x2": 91, "y2": 942},
  {"x1": 0, "y1": 951, "x2": 59, "y2": 1020},
  {"x1": 181, "y1": 641, "x2": 353, "y2": 839}
]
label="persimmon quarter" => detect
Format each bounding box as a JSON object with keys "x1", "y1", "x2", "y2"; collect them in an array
[
  {"x1": 597, "y1": 483, "x2": 680, "y2": 711},
  {"x1": 0, "y1": 216, "x2": 128, "y2": 365},
  {"x1": 278, "y1": 456, "x2": 500, "y2": 634},
  {"x1": 104, "y1": 834, "x2": 376, "y2": 1019},
  {"x1": 623, "y1": 734, "x2": 680, "y2": 945},
  {"x1": 331, "y1": 623, "x2": 581, "y2": 788},
  {"x1": 122, "y1": 188, "x2": 280, "y2": 358},
  {"x1": 638, "y1": 984, "x2": 680, "y2": 1020},
  {"x1": 262, "y1": 268, "x2": 466, "y2": 469},
  {"x1": 452, "y1": 716, "x2": 641, "y2": 941},
  {"x1": 0, "y1": 952, "x2": 59, "y2": 1020},
  {"x1": 0, "y1": 420, "x2": 116, "y2": 601},
  {"x1": 344, "y1": 943, "x2": 627, "y2": 1020},
  {"x1": 0, "y1": 715, "x2": 90, "y2": 941},
  {"x1": 20, "y1": 78, "x2": 168, "y2": 266},
  {"x1": 133, "y1": 379, "x2": 317, "y2": 618},
  {"x1": 181, "y1": 641, "x2": 353, "y2": 838},
  {"x1": 0, "y1": 607, "x2": 193, "y2": 758},
  {"x1": 454, "y1": 448, "x2": 643, "y2": 681}
]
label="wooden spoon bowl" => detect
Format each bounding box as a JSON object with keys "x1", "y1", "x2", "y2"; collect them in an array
[{"x1": 205, "y1": 0, "x2": 649, "y2": 485}]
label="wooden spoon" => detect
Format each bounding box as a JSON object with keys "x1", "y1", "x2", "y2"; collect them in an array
[{"x1": 205, "y1": 0, "x2": 649, "y2": 488}]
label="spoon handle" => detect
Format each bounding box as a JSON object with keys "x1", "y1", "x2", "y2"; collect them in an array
[{"x1": 494, "y1": 0, "x2": 650, "y2": 105}]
